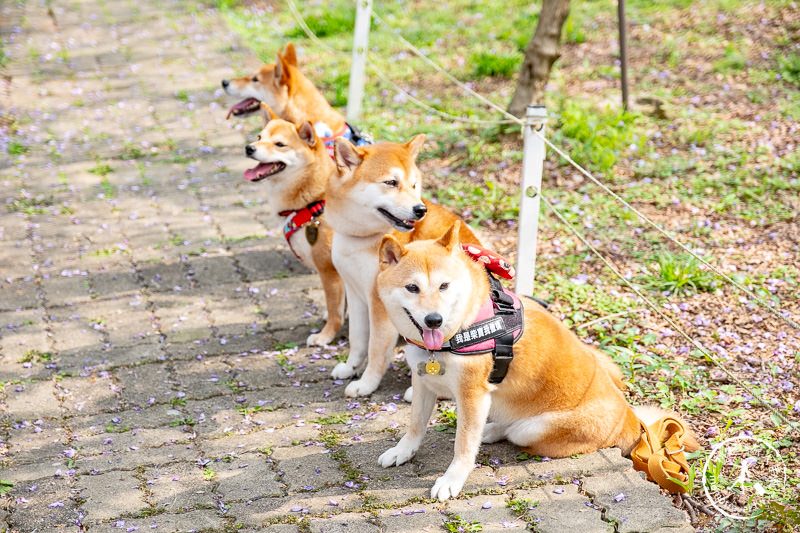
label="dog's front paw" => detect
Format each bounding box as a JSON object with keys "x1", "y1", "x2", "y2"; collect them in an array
[
  {"x1": 344, "y1": 376, "x2": 379, "y2": 397},
  {"x1": 430, "y1": 470, "x2": 469, "y2": 501},
  {"x1": 331, "y1": 362, "x2": 356, "y2": 380},
  {"x1": 378, "y1": 442, "x2": 417, "y2": 467},
  {"x1": 307, "y1": 331, "x2": 334, "y2": 347},
  {"x1": 402, "y1": 386, "x2": 413, "y2": 403}
]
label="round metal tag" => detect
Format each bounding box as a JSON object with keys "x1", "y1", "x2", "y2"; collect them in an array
[{"x1": 425, "y1": 360, "x2": 441, "y2": 375}]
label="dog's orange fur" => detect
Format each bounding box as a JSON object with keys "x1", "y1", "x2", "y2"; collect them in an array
[
  {"x1": 324, "y1": 137, "x2": 481, "y2": 397},
  {"x1": 244, "y1": 107, "x2": 344, "y2": 346},
  {"x1": 224, "y1": 43, "x2": 346, "y2": 133},
  {"x1": 375, "y1": 222, "x2": 698, "y2": 499}
]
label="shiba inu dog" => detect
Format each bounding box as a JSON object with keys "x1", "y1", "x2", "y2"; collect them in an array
[
  {"x1": 375, "y1": 222, "x2": 699, "y2": 500},
  {"x1": 244, "y1": 104, "x2": 344, "y2": 347},
  {"x1": 325, "y1": 137, "x2": 482, "y2": 398},
  {"x1": 222, "y1": 43, "x2": 369, "y2": 154}
]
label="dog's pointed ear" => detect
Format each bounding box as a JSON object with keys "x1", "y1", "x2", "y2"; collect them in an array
[
  {"x1": 297, "y1": 121, "x2": 316, "y2": 147},
  {"x1": 379, "y1": 234, "x2": 405, "y2": 270},
  {"x1": 260, "y1": 103, "x2": 278, "y2": 125},
  {"x1": 282, "y1": 43, "x2": 298, "y2": 66},
  {"x1": 436, "y1": 221, "x2": 461, "y2": 253},
  {"x1": 274, "y1": 51, "x2": 291, "y2": 88},
  {"x1": 404, "y1": 134, "x2": 426, "y2": 160},
  {"x1": 334, "y1": 138, "x2": 362, "y2": 173}
]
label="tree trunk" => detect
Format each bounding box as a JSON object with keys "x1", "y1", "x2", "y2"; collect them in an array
[{"x1": 508, "y1": 0, "x2": 571, "y2": 117}]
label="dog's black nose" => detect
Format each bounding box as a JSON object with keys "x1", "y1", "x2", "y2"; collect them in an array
[
  {"x1": 412, "y1": 204, "x2": 427, "y2": 219},
  {"x1": 245, "y1": 145, "x2": 255, "y2": 157},
  {"x1": 222, "y1": 79, "x2": 230, "y2": 88},
  {"x1": 424, "y1": 313, "x2": 443, "y2": 329}
]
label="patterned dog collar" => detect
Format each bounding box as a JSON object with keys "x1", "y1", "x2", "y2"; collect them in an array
[{"x1": 279, "y1": 200, "x2": 325, "y2": 259}]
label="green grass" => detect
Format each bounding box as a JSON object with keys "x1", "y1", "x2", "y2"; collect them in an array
[
  {"x1": 285, "y1": 9, "x2": 355, "y2": 39},
  {"x1": 88, "y1": 163, "x2": 113, "y2": 176},
  {"x1": 713, "y1": 42, "x2": 748, "y2": 73},
  {"x1": 443, "y1": 515, "x2": 483, "y2": 533},
  {"x1": 641, "y1": 251, "x2": 718, "y2": 295},
  {"x1": 19, "y1": 350, "x2": 53, "y2": 364},
  {"x1": 470, "y1": 50, "x2": 522, "y2": 79},
  {"x1": 777, "y1": 52, "x2": 800, "y2": 86},
  {"x1": 554, "y1": 100, "x2": 643, "y2": 175}
]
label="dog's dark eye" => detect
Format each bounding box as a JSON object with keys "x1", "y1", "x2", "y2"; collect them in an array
[
  {"x1": 384, "y1": 180, "x2": 398, "y2": 187},
  {"x1": 405, "y1": 284, "x2": 419, "y2": 294},
  {"x1": 275, "y1": 142, "x2": 286, "y2": 148},
  {"x1": 251, "y1": 75, "x2": 258, "y2": 82},
  {"x1": 439, "y1": 282, "x2": 449, "y2": 291}
]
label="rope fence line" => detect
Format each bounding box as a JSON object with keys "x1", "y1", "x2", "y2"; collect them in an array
[
  {"x1": 290, "y1": 0, "x2": 800, "y2": 332},
  {"x1": 372, "y1": 3, "x2": 800, "y2": 332},
  {"x1": 532, "y1": 128, "x2": 800, "y2": 332},
  {"x1": 370, "y1": 10, "x2": 524, "y2": 126},
  {"x1": 541, "y1": 194, "x2": 798, "y2": 433},
  {"x1": 284, "y1": 0, "x2": 798, "y2": 431},
  {"x1": 286, "y1": 0, "x2": 521, "y2": 127}
]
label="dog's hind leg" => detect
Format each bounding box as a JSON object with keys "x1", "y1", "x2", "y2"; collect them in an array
[
  {"x1": 307, "y1": 261, "x2": 346, "y2": 347},
  {"x1": 481, "y1": 422, "x2": 508, "y2": 444}
]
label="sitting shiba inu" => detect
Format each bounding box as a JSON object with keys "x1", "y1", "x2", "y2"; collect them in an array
[
  {"x1": 244, "y1": 104, "x2": 344, "y2": 347},
  {"x1": 222, "y1": 43, "x2": 369, "y2": 155},
  {"x1": 375, "y1": 222, "x2": 699, "y2": 500},
  {"x1": 326, "y1": 137, "x2": 482, "y2": 398}
]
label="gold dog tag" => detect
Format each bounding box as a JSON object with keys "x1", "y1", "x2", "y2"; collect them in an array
[
  {"x1": 305, "y1": 223, "x2": 319, "y2": 246},
  {"x1": 425, "y1": 360, "x2": 441, "y2": 375}
]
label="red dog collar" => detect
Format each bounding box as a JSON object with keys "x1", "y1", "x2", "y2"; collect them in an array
[{"x1": 280, "y1": 200, "x2": 325, "y2": 259}]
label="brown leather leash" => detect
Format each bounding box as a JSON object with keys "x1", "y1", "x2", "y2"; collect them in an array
[{"x1": 631, "y1": 416, "x2": 693, "y2": 494}]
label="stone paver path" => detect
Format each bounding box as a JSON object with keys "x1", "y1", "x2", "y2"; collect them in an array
[{"x1": 0, "y1": 1, "x2": 694, "y2": 531}]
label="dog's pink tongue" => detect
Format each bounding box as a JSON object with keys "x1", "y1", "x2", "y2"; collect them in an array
[
  {"x1": 422, "y1": 329, "x2": 444, "y2": 351},
  {"x1": 226, "y1": 98, "x2": 259, "y2": 119},
  {"x1": 244, "y1": 162, "x2": 270, "y2": 181}
]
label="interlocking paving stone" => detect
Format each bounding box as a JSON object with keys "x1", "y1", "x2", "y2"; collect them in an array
[
  {"x1": 513, "y1": 484, "x2": 613, "y2": 533},
  {"x1": 76, "y1": 470, "x2": 147, "y2": 522},
  {"x1": 582, "y1": 471, "x2": 693, "y2": 533},
  {"x1": 144, "y1": 462, "x2": 216, "y2": 512}
]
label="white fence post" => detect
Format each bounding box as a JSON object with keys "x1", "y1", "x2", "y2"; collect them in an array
[
  {"x1": 346, "y1": 0, "x2": 373, "y2": 123},
  {"x1": 515, "y1": 104, "x2": 547, "y2": 297}
]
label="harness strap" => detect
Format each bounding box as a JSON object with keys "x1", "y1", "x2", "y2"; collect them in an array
[
  {"x1": 279, "y1": 200, "x2": 325, "y2": 260},
  {"x1": 631, "y1": 416, "x2": 693, "y2": 494},
  {"x1": 487, "y1": 273, "x2": 518, "y2": 383}
]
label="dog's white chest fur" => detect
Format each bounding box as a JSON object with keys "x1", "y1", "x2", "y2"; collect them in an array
[
  {"x1": 405, "y1": 344, "x2": 461, "y2": 398},
  {"x1": 286, "y1": 225, "x2": 316, "y2": 271},
  {"x1": 331, "y1": 233, "x2": 379, "y2": 300}
]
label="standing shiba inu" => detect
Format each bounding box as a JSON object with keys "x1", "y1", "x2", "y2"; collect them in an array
[
  {"x1": 326, "y1": 137, "x2": 482, "y2": 398},
  {"x1": 244, "y1": 105, "x2": 344, "y2": 347},
  {"x1": 222, "y1": 43, "x2": 369, "y2": 154},
  {"x1": 375, "y1": 222, "x2": 699, "y2": 500}
]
